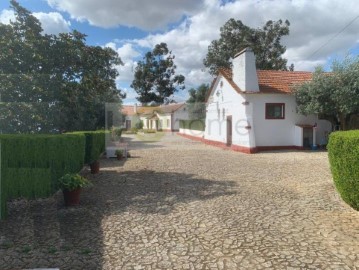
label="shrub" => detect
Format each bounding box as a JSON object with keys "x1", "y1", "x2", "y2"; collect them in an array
[
  {"x1": 143, "y1": 129, "x2": 157, "y2": 134},
  {"x1": 58, "y1": 173, "x2": 90, "y2": 191},
  {"x1": 114, "y1": 128, "x2": 123, "y2": 137},
  {"x1": 0, "y1": 134, "x2": 85, "y2": 218},
  {"x1": 179, "y1": 119, "x2": 205, "y2": 131},
  {"x1": 66, "y1": 131, "x2": 107, "y2": 164},
  {"x1": 135, "y1": 120, "x2": 144, "y2": 129},
  {"x1": 327, "y1": 130, "x2": 359, "y2": 210}
]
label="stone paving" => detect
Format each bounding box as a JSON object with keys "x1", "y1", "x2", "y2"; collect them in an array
[{"x1": 1, "y1": 133, "x2": 359, "y2": 269}]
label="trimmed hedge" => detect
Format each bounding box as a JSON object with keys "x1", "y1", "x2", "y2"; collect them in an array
[
  {"x1": 180, "y1": 119, "x2": 205, "y2": 131},
  {"x1": 327, "y1": 130, "x2": 359, "y2": 210},
  {"x1": 67, "y1": 131, "x2": 107, "y2": 164},
  {"x1": 0, "y1": 134, "x2": 85, "y2": 218}
]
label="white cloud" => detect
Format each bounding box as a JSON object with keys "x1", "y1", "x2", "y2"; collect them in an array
[
  {"x1": 0, "y1": 9, "x2": 70, "y2": 35},
  {"x1": 122, "y1": 0, "x2": 359, "y2": 90},
  {"x1": 0, "y1": 9, "x2": 15, "y2": 24},
  {"x1": 33, "y1": 12, "x2": 71, "y2": 34},
  {"x1": 47, "y1": 0, "x2": 205, "y2": 30}
]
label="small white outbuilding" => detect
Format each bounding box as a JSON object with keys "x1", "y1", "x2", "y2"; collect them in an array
[{"x1": 202, "y1": 48, "x2": 332, "y2": 153}]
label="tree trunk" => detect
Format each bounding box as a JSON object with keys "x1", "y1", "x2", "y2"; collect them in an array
[{"x1": 339, "y1": 113, "x2": 348, "y2": 131}]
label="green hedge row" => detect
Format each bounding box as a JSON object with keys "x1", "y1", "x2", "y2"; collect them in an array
[
  {"x1": 0, "y1": 134, "x2": 85, "y2": 218},
  {"x1": 179, "y1": 119, "x2": 205, "y2": 131},
  {"x1": 328, "y1": 130, "x2": 359, "y2": 210},
  {"x1": 66, "y1": 131, "x2": 107, "y2": 164}
]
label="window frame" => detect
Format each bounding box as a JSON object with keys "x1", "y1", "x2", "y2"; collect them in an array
[{"x1": 265, "y1": 103, "x2": 285, "y2": 120}]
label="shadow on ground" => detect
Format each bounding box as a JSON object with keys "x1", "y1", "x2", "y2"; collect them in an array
[{"x1": 0, "y1": 160, "x2": 236, "y2": 270}]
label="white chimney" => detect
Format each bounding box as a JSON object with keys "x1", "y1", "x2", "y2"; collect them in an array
[
  {"x1": 134, "y1": 103, "x2": 137, "y2": 113},
  {"x1": 232, "y1": 48, "x2": 259, "y2": 92}
]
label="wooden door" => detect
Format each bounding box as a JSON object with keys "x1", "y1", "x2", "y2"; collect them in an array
[
  {"x1": 227, "y1": 116, "x2": 232, "y2": 146},
  {"x1": 125, "y1": 120, "x2": 131, "y2": 130}
]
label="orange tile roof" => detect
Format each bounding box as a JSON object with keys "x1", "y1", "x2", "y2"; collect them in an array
[
  {"x1": 217, "y1": 68, "x2": 313, "y2": 94},
  {"x1": 257, "y1": 70, "x2": 312, "y2": 94},
  {"x1": 122, "y1": 103, "x2": 185, "y2": 116},
  {"x1": 159, "y1": 103, "x2": 185, "y2": 113},
  {"x1": 122, "y1": 105, "x2": 136, "y2": 116}
]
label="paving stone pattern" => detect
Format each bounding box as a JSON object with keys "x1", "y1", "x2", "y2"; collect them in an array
[{"x1": 1, "y1": 133, "x2": 359, "y2": 269}]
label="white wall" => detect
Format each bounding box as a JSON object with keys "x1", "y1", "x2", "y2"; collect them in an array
[
  {"x1": 205, "y1": 76, "x2": 252, "y2": 147},
  {"x1": 125, "y1": 115, "x2": 140, "y2": 129},
  {"x1": 179, "y1": 128, "x2": 204, "y2": 138},
  {"x1": 294, "y1": 126, "x2": 303, "y2": 147},
  {"x1": 232, "y1": 48, "x2": 259, "y2": 92},
  {"x1": 173, "y1": 106, "x2": 189, "y2": 130},
  {"x1": 247, "y1": 94, "x2": 332, "y2": 147},
  {"x1": 157, "y1": 114, "x2": 171, "y2": 130}
]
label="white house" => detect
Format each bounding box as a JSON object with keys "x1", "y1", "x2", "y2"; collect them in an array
[
  {"x1": 180, "y1": 47, "x2": 332, "y2": 153},
  {"x1": 122, "y1": 103, "x2": 189, "y2": 131}
]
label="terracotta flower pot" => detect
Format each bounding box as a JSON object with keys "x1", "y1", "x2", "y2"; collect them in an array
[
  {"x1": 90, "y1": 160, "x2": 100, "y2": 174},
  {"x1": 116, "y1": 154, "x2": 123, "y2": 160},
  {"x1": 63, "y1": 188, "x2": 82, "y2": 206}
]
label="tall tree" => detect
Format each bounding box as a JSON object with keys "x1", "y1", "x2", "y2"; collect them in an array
[
  {"x1": 0, "y1": 0, "x2": 124, "y2": 133},
  {"x1": 131, "y1": 43, "x2": 185, "y2": 105},
  {"x1": 186, "y1": 84, "x2": 209, "y2": 119},
  {"x1": 294, "y1": 57, "x2": 359, "y2": 131},
  {"x1": 204, "y1": 19, "x2": 290, "y2": 75}
]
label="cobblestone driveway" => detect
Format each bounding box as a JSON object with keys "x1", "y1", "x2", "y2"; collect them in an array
[{"x1": 1, "y1": 133, "x2": 359, "y2": 269}]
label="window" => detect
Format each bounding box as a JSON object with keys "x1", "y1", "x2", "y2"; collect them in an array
[{"x1": 265, "y1": 103, "x2": 285, "y2": 119}]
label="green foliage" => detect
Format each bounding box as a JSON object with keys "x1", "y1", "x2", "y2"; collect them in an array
[
  {"x1": 58, "y1": 173, "x2": 90, "y2": 191},
  {"x1": 204, "y1": 19, "x2": 290, "y2": 75},
  {"x1": 327, "y1": 130, "x2": 359, "y2": 210},
  {"x1": 294, "y1": 57, "x2": 359, "y2": 130},
  {"x1": 0, "y1": 133, "x2": 85, "y2": 218},
  {"x1": 135, "y1": 120, "x2": 144, "y2": 129},
  {"x1": 187, "y1": 84, "x2": 209, "y2": 119},
  {"x1": 66, "y1": 131, "x2": 107, "y2": 164},
  {"x1": 3, "y1": 168, "x2": 51, "y2": 200},
  {"x1": 180, "y1": 119, "x2": 205, "y2": 131},
  {"x1": 143, "y1": 129, "x2": 157, "y2": 133},
  {"x1": 0, "y1": 1, "x2": 124, "y2": 133},
  {"x1": 131, "y1": 43, "x2": 185, "y2": 104},
  {"x1": 113, "y1": 128, "x2": 123, "y2": 137},
  {"x1": 115, "y1": 149, "x2": 123, "y2": 156},
  {"x1": 123, "y1": 128, "x2": 138, "y2": 134}
]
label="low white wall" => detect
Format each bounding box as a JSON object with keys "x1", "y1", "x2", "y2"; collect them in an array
[{"x1": 179, "y1": 128, "x2": 204, "y2": 138}]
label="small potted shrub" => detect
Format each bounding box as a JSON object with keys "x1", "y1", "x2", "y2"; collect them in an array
[
  {"x1": 115, "y1": 149, "x2": 124, "y2": 160},
  {"x1": 90, "y1": 160, "x2": 100, "y2": 174},
  {"x1": 58, "y1": 173, "x2": 90, "y2": 206}
]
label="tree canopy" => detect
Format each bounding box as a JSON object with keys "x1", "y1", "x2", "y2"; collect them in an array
[
  {"x1": 294, "y1": 57, "x2": 359, "y2": 130},
  {"x1": 0, "y1": 0, "x2": 124, "y2": 133},
  {"x1": 186, "y1": 84, "x2": 209, "y2": 119},
  {"x1": 204, "y1": 19, "x2": 291, "y2": 75},
  {"x1": 131, "y1": 43, "x2": 185, "y2": 105}
]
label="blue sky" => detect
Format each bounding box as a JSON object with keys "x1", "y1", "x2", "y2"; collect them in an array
[{"x1": 1, "y1": 0, "x2": 359, "y2": 104}]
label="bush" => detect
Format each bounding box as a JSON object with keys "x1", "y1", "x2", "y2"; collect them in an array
[
  {"x1": 327, "y1": 130, "x2": 359, "y2": 210},
  {"x1": 143, "y1": 129, "x2": 157, "y2": 133},
  {"x1": 135, "y1": 120, "x2": 144, "y2": 130},
  {"x1": 58, "y1": 173, "x2": 90, "y2": 191},
  {"x1": 179, "y1": 119, "x2": 205, "y2": 131},
  {"x1": 113, "y1": 128, "x2": 123, "y2": 137},
  {"x1": 66, "y1": 131, "x2": 107, "y2": 164},
  {"x1": 0, "y1": 134, "x2": 85, "y2": 218}
]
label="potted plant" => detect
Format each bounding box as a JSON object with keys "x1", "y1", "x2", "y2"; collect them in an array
[
  {"x1": 115, "y1": 149, "x2": 124, "y2": 160},
  {"x1": 58, "y1": 173, "x2": 90, "y2": 206},
  {"x1": 90, "y1": 160, "x2": 100, "y2": 174}
]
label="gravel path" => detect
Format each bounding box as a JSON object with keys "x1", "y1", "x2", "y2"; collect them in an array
[{"x1": 1, "y1": 133, "x2": 359, "y2": 269}]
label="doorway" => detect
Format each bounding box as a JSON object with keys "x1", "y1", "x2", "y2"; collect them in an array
[
  {"x1": 125, "y1": 120, "x2": 131, "y2": 130},
  {"x1": 227, "y1": 116, "x2": 232, "y2": 146},
  {"x1": 303, "y1": 127, "x2": 313, "y2": 148}
]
